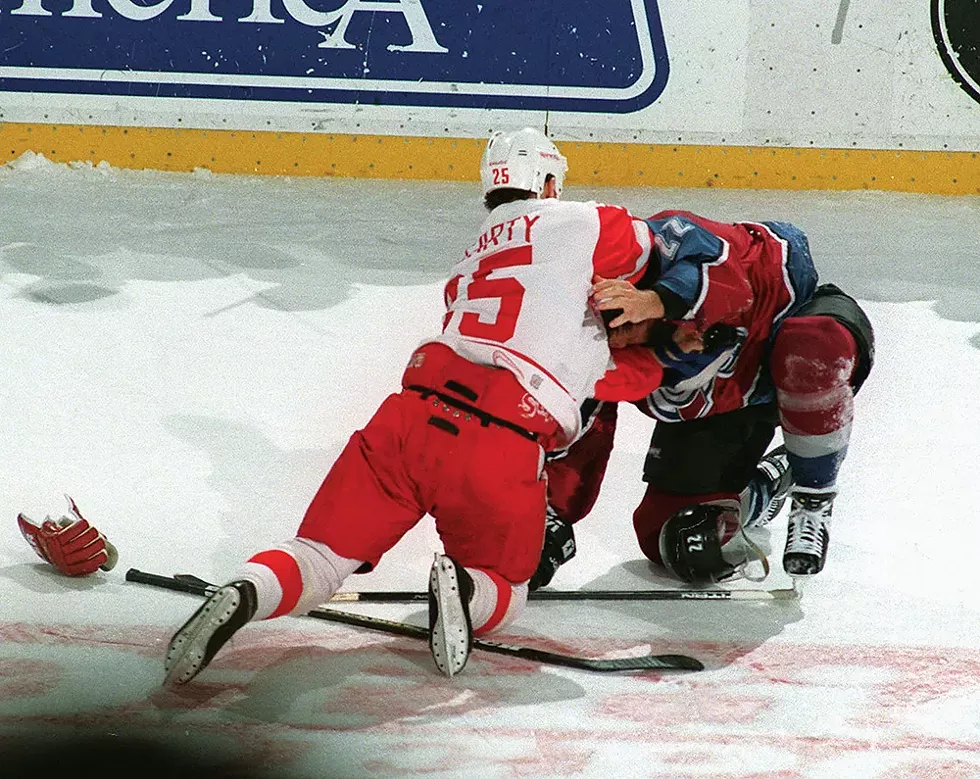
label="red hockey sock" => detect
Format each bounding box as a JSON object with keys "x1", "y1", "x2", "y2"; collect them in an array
[
  {"x1": 545, "y1": 402, "x2": 618, "y2": 522},
  {"x1": 771, "y1": 316, "x2": 858, "y2": 488},
  {"x1": 771, "y1": 316, "x2": 857, "y2": 436}
]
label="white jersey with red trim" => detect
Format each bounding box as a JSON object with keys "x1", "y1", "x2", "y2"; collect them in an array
[{"x1": 431, "y1": 197, "x2": 651, "y2": 442}]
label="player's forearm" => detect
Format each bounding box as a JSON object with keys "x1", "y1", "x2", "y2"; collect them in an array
[{"x1": 649, "y1": 283, "x2": 691, "y2": 321}]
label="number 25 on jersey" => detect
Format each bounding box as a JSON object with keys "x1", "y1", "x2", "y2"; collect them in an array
[{"x1": 444, "y1": 246, "x2": 531, "y2": 342}]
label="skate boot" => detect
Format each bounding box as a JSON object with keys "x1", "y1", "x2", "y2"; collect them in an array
[
  {"x1": 164, "y1": 580, "x2": 257, "y2": 685},
  {"x1": 783, "y1": 489, "x2": 835, "y2": 576},
  {"x1": 428, "y1": 554, "x2": 474, "y2": 677},
  {"x1": 744, "y1": 445, "x2": 793, "y2": 529}
]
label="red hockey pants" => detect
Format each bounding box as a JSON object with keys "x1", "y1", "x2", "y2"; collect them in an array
[{"x1": 297, "y1": 358, "x2": 550, "y2": 584}]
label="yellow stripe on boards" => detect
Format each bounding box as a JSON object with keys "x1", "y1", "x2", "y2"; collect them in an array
[
  {"x1": 564, "y1": 142, "x2": 980, "y2": 196},
  {"x1": 0, "y1": 123, "x2": 484, "y2": 180},
  {"x1": 1, "y1": 122, "x2": 978, "y2": 195}
]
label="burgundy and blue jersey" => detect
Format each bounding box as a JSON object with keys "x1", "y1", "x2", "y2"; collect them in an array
[{"x1": 637, "y1": 210, "x2": 818, "y2": 422}]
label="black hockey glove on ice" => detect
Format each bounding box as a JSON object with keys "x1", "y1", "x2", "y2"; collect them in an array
[{"x1": 528, "y1": 509, "x2": 576, "y2": 591}]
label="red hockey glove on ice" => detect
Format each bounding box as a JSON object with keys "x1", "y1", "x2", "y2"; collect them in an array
[{"x1": 17, "y1": 496, "x2": 119, "y2": 577}]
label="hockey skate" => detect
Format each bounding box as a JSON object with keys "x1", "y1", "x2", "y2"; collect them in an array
[
  {"x1": 428, "y1": 554, "x2": 474, "y2": 677},
  {"x1": 164, "y1": 579, "x2": 257, "y2": 685},
  {"x1": 744, "y1": 445, "x2": 793, "y2": 529},
  {"x1": 783, "y1": 490, "x2": 834, "y2": 576}
]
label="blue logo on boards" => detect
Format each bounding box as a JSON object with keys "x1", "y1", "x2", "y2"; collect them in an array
[{"x1": 0, "y1": 0, "x2": 669, "y2": 113}]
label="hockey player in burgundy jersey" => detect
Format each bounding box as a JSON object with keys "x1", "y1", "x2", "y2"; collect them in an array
[
  {"x1": 162, "y1": 128, "x2": 666, "y2": 685},
  {"x1": 534, "y1": 209, "x2": 874, "y2": 589}
]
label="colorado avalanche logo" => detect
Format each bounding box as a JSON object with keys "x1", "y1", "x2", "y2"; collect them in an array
[
  {"x1": 932, "y1": 0, "x2": 980, "y2": 105},
  {"x1": 644, "y1": 328, "x2": 747, "y2": 422},
  {"x1": 646, "y1": 383, "x2": 714, "y2": 422}
]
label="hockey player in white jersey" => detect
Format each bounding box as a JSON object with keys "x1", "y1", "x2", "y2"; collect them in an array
[{"x1": 162, "y1": 128, "x2": 666, "y2": 684}]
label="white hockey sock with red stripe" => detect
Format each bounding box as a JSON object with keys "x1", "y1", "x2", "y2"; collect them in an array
[
  {"x1": 466, "y1": 567, "x2": 528, "y2": 636},
  {"x1": 237, "y1": 538, "x2": 364, "y2": 621}
]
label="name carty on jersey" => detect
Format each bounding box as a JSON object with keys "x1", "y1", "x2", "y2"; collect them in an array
[{"x1": 465, "y1": 215, "x2": 541, "y2": 258}]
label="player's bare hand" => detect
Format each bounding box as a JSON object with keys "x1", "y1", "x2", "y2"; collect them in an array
[{"x1": 592, "y1": 276, "x2": 665, "y2": 328}]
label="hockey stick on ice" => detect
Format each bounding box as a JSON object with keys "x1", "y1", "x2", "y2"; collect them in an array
[
  {"x1": 126, "y1": 569, "x2": 797, "y2": 602},
  {"x1": 125, "y1": 569, "x2": 704, "y2": 672},
  {"x1": 305, "y1": 608, "x2": 702, "y2": 672}
]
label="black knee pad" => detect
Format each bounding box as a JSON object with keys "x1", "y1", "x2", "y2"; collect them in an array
[{"x1": 788, "y1": 284, "x2": 875, "y2": 392}]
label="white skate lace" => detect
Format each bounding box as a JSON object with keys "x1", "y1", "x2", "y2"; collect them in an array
[{"x1": 785, "y1": 505, "x2": 830, "y2": 556}]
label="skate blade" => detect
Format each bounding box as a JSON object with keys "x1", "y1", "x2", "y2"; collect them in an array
[
  {"x1": 785, "y1": 575, "x2": 809, "y2": 600},
  {"x1": 429, "y1": 558, "x2": 470, "y2": 678},
  {"x1": 163, "y1": 586, "x2": 241, "y2": 686}
]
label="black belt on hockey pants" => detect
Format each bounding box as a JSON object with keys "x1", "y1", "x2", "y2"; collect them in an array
[{"x1": 406, "y1": 384, "x2": 539, "y2": 443}]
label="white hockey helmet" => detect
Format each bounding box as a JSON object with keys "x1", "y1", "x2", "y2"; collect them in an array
[{"x1": 480, "y1": 127, "x2": 568, "y2": 199}]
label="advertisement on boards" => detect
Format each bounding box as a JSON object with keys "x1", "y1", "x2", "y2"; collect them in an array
[
  {"x1": 932, "y1": 0, "x2": 980, "y2": 106},
  {"x1": 0, "y1": 0, "x2": 669, "y2": 113}
]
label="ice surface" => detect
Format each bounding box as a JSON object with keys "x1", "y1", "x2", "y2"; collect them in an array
[{"x1": 2, "y1": 154, "x2": 979, "y2": 778}]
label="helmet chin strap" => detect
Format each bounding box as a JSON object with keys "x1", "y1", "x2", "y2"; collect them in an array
[{"x1": 722, "y1": 522, "x2": 771, "y2": 583}]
